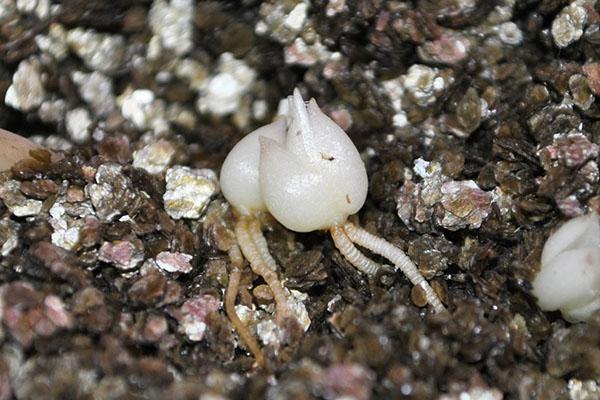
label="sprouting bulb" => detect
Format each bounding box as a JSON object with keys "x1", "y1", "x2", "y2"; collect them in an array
[
  {"x1": 224, "y1": 88, "x2": 444, "y2": 312},
  {"x1": 218, "y1": 89, "x2": 446, "y2": 368},
  {"x1": 532, "y1": 212, "x2": 600, "y2": 322},
  {"x1": 259, "y1": 89, "x2": 368, "y2": 232}
]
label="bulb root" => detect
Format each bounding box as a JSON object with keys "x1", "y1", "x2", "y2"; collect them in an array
[
  {"x1": 235, "y1": 216, "x2": 291, "y2": 324},
  {"x1": 342, "y1": 222, "x2": 446, "y2": 314},
  {"x1": 330, "y1": 225, "x2": 381, "y2": 276},
  {"x1": 225, "y1": 244, "x2": 266, "y2": 369}
]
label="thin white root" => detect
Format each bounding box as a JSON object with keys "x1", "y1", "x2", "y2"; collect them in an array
[
  {"x1": 330, "y1": 225, "x2": 382, "y2": 276},
  {"x1": 248, "y1": 218, "x2": 278, "y2": 272},
  {"x1": 343, "y1": 222, "x2": 446, "y2": 314},
  {"x1": 225, "y1": 244, "x2": 266, "y2": 368},
  {"x1": 235, "y1": 217, "x2": 290, "y2": 324}
]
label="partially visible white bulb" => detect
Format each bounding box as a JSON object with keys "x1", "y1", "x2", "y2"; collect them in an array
[
  {"x1": 532, "y1": 212, "x2": 600, "y2": 322},
  {"x1": 220, "y1": 118, "x2": 286, "y2": 215},
  {"x1": 259, "y1": 89, "x2": 368, "y2": 232}
]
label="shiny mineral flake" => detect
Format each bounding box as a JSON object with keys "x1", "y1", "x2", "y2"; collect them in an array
[{"x1": 163, "y1": 166, "x2": 218, "y2": 219}]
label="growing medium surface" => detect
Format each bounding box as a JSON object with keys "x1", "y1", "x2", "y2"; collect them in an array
[{"x1": 1, "y1": 1, "x2": 600, "y2": 399}]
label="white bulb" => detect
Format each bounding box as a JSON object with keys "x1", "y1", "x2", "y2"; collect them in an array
[
  {"x1": 532, "y1": 212, "x2": 600, "y2": 322},
  {"x1": 259, "y1": 89, "x2": 368, "y2": 232},
  {"x1": 220, "y1": 119, "x2": 286, "y2": 215}
]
